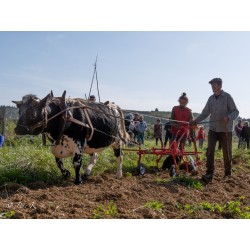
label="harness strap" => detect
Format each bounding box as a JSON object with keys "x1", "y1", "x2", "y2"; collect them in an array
[{"x1": 82, "y1": 108, "x2": 94, "y2": 141}]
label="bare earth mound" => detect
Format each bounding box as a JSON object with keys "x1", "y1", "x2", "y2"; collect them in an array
[{"x1": 0, "y1": 161, "x2": 250, "y2": 219}]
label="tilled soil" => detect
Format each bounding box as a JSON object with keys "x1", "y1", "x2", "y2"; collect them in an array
[{"x1": 0, "y1": 161, "x2": 250, "y2": 219}]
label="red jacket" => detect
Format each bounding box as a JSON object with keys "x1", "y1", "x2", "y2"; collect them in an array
[
  {"x1": 171, "y1": 106, "x2": 192, "y2": 134},
  {"x1": 196, "y1": 128, "x2": 206, "y2": 140}
]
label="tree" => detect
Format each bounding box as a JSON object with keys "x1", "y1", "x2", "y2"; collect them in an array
[{"x1": 155, "y1": 108, "x2": 159, "y2": 112}]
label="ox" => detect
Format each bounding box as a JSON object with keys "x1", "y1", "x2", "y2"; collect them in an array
[{"x1": 13, "y1": 91, "x2": 129, "y2": 184}]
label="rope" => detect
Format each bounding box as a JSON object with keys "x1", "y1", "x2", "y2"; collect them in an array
[{"x1": 123, "y1": 109, "x2": 221, "y2": 125}]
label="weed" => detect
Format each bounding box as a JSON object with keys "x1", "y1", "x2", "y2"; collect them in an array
[
  {"x1": 125, "y1": 172, "x2": 133, "y2": 177},
  {"x1": 0, "y1": 210, "x2": 15, "y2": 219},
  {"x1": 93, "y1": 201, "x2": 118, "y2": 219},
  {"x1": 175, "y1": 176, "x2": 203, "y2": 190},
  {"x1": 213, "y1": 203, "x2": 224, "y2": 213},
  {"x1": 154, "y1": 178, "x2": 171, "y2": 184},
  {"x1": 199, "y1": 202, "x2": 214, "y2": 211},
  {"x1": 144, "y1": 201, "x2": 164, "y2": 212}
]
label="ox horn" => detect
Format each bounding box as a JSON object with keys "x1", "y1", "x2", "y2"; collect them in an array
[
  {"x1": 62, "y1": 90, "x2": 66, "y2": 101},
  {"x1": 12, "y1": 100, "x2": 22, "y2": 106},
  {"x1": 50, "y1": 90, "x2": 54, "y2": 98}
]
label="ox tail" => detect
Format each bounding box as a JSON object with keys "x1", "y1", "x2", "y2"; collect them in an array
[{"x1": 115, "y1": 105, "x2": 130, "y2": 145}]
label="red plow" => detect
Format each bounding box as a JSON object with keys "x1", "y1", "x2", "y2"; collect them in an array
[{"x1": 123, "y1": 125, "x2": 203, "y2": 177}]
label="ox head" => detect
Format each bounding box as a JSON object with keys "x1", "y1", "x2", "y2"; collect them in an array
[{"x1": 13, "y1": 93, "x2": 52, "y2": 135}]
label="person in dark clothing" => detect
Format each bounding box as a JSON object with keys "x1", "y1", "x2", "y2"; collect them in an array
[
  {"x1": 164, "y1": 120, "x2": 172, "y2": 147},
  {"x1": 235, "y1": 119, "x2": 243, "y2": 149},
  {"x1": 240, "y1": 121, "x2": 250, "y2": 149},
  {"x1": 0, "y1": 134, "x2": 4, "y2": 148},
  {"x1": 154, "y1": 118, "x2": 163, "y2": 148},
  {"x1": 193, "y1": 78, "x2": 239, "y2": 184}
]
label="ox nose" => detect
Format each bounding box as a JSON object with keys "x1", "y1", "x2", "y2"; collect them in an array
[{"x1": 14, "y1": 126, "x2": 29, "y2": 135}]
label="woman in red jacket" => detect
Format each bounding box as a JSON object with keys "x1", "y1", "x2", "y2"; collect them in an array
[
  {"x1": 170, "y1": 92, "x2": 193, "y2": 149},
  {"x1": 196, "y1": 126, "x2": 206, "y2": 149}
]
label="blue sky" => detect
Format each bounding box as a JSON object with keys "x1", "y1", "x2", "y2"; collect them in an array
[{"x1": 0, "y1": 31, "x2": 250, "y2": 118}]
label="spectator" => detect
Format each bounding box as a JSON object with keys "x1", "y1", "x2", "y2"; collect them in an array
[
  {"x1": 125, "y1": 113, "x2": 134, "y2": 132},
  {"x1": 89, "y1": 95, "x2": 96, "y2": 102},
  {"x1": 0, "y1": 134, "x2": 4, "y2": 147},
  {"x1": 193, "y1": 78, "x2": 239, "y2": 184},
  {"x1": 132, "y1": 113, "x2": 140, "y2": 142},
  {"x1": 135, "y1": 115, "x2": 147, "y2": 145},
  {"x1": 171, "y1": 92, "x2": 193, "y2": 149},
  {"x1": 196, "y1": 126, "x2": 206, "y2": 149},
  {"x1": 234, "y1": 119, "x2": 243, "y2": 149},
  {"x1": 240, "y1": 121, "x2": 250, "y2": 149},
  {"x1": 164, "y1": 119, "x2": 172, "y2": 147},
  {"x1": 154, "y1": 118, "x2": 163, "y2": 148}
]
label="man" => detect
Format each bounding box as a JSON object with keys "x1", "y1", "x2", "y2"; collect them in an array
[
  {"x1": 89, "y1": 95, "x2": 96, "y2": 102},
  {"x1": 234, "y1": 119, "x2": 243, "y2": 148},
  {"x1": 193, "y1": 78, "x2": 239, "y2": 184}
]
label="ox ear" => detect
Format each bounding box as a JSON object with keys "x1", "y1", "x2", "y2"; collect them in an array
[
  {"x1": 39, "y1": 93, "x2": 52, "y2": 108},
  {"x1": 12, "y1": 100, "x2": 22, "y2": 107}
]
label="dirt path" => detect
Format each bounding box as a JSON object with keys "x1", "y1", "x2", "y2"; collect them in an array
[{"x1": 1, "y1": 161, "x2": 250, "y2": 219}]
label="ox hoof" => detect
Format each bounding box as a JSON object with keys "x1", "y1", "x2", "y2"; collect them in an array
[
  {"x1": 74, "y1": 179, "x2": 82, "y2": 185},
  {"x1": 82, "y1": 174, "x2": 90, "y2": 180},
  {"x1": 62, "y1": 170, "x2": 71, "y2": 179},
  {"x1": 116, "y1": 174, "x2": 123, "y2": 180}
]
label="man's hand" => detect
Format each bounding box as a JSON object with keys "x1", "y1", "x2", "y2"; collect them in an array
[{"x1": 189, "y1": 119, "x2": 197, "y2": 126}]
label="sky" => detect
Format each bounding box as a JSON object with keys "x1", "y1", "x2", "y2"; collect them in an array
[{"x1": 0, "y1": 31, "x2": 250, "y2": 118}]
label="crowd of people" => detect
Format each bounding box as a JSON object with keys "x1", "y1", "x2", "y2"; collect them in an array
[
  {"x1": 125, "y1": 113, "x2": 148, "y2": 145},
  {"x1": 125, "y1": 92, "x2": 208, "y2": 150}
]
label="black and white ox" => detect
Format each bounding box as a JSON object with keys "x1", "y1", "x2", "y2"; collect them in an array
[{"x1": 13, "y1": 91, "x2": 129, "y2": 184}]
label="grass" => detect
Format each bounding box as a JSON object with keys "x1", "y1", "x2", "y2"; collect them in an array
[
  {"x1": 179, "y1": 198, "x2": 250, "y2": 219},
  {"x1": 0, "y1": 142, "x2": 65, "y2": 185},
  {"x1": 0, "y1": 122, "x2": 248, "y2": 187},
  {"x1": 174, "y1": 175, "x2": 203, "y2": 190},
  {"x1": 93, "y1": 201, "x2": 118, "y2": 219},
  {"x1": 0, "y1": 210, "x2": 15, "y2": 219},
  {"x1": 144, "y1": 201, "x2": 164, "y2": 212}
]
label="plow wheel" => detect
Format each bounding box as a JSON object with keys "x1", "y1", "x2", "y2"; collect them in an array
[{"x1": 138, "y1": 163, "x2": 146, "y2": 176}]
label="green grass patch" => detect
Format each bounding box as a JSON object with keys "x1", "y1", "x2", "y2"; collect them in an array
[
  {"x1": 179, "y1": 199, "x2": 250, "y2": 219},
  {"x1": 144, "y1": 201, "x2": 164, "y2": 212},
  {"x1": 174, "y1": 176, "x2": 203, "y2": 190},
  {"x1": 93, "y1": 201, "x2": 118, "y2": 219},
  {"x1": 0, "y1": 210, "x2": 15, "y2": 219}
]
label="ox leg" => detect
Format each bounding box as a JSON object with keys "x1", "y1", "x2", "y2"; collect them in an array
[
  {"x1": 55, "y1": 157, "x2": 70, "y2": 178},
  {"x1": 83, "y1": 153, "x2": 98, "y2": 179},
  {"x1": 73, "y1": 153, "x2": 83, "y2": 185},
  {"x1": 113, "y1": 143, "x2": 123, "y2": 179}
]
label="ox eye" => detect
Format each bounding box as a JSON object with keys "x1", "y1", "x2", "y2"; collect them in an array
[{"x1": 29, "y1": 110, "x2": 37, "y2": 120}]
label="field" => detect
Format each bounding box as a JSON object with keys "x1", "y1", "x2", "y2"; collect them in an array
[{"x1": 1, "y1": 129, "x2": 250, "y2": 219}]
